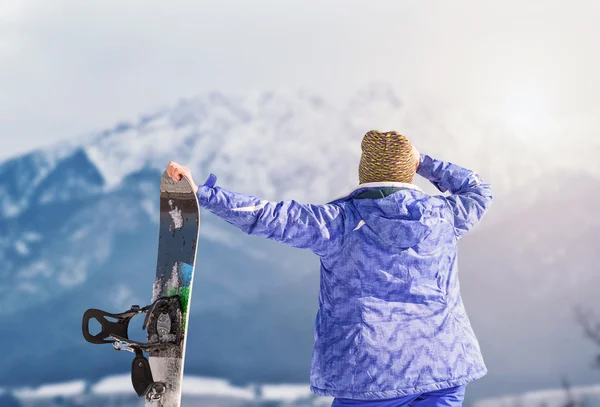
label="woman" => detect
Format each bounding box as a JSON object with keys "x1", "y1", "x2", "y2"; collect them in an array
[{"x1": 167, "y1": 130, "x2": 493, "y2": 407}]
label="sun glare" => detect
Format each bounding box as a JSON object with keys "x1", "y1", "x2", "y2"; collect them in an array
[
  {"x1": 488, "y1": 80, "x2": 560, "y2": 142},
  {"x1": 502, "y1": 83, "x2": 553, "y2": 126}
]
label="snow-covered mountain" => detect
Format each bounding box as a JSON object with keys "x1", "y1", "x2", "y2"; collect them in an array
[
  {"x1": 0, "y1": 84, "x2": 598, "y2": 402},
  {"x1": 3, "y1": 83, "x2": 594, "y2": 220}
]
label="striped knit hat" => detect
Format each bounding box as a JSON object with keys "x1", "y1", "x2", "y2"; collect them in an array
[{"x1": 358, "y1": 130, "x2": 417, "y2": 184}]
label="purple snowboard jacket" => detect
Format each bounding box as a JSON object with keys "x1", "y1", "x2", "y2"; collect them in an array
[{"x1": 195, "y1": 153, "x2": 493, "y2": 399}]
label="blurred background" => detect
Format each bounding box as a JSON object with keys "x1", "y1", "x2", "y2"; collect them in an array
[{"x1": 0, "y1": 1, "x2": 599, "y2": 406}]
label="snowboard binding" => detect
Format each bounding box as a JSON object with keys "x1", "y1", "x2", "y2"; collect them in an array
[{"x1": 82, "y1": 295, "x2": 184, "y2": 400}]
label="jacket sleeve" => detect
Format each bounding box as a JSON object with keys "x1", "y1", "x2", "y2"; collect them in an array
[
  {"x1": 416, "y1": 154, "x2": 493, "y2": 238},
  {"x1": 195, "y1": 178, "x2": 344, "y2": 257}
]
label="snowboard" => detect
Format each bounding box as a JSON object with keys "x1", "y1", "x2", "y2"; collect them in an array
[{"x1": 82, "y1": 170, "x2": 200, "y2": 407}]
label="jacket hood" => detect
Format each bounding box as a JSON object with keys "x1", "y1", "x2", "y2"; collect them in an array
[{"x1": 329, "y1": 182, "x2": 435, "y2": 249}]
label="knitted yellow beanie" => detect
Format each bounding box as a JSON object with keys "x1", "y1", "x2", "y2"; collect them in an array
[{"x1": 358, "y1": 130, "x2": 417, "y2": 184}]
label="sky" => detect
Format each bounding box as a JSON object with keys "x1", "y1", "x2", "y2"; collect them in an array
[{"x1": 0, "y1": 0, "x2": 598, "y2": 159}]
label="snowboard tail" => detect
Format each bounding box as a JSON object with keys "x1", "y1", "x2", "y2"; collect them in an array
[{"x1": 82, "y1": 170, "x2": 201, "y2": 406}]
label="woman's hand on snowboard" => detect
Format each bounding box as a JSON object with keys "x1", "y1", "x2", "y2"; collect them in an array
[{"x1": 167, "y1": 162, "x2": 198, "y2": 193}]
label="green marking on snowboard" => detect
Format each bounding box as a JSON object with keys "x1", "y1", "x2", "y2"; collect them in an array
[{"x1": 166, "y1": 286, "x2": 191, "y2": 331}]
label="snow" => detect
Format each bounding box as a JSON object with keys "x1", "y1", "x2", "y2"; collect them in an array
[
  {"x1": 474, "y1": 384, "x2": 600, "y2": 407},
  {"x1": 91, "y1": 374, "x2": 132, "y2": 395},
  {"x1": 1, "y1": 85, "x2": 598, "y2": 226},
  {"x1": 181, "y1": 376, "x2": 254, "y2": 399},
  {"x1": 0, "y1": 85, "x2": 583, "y2": 232},
  {"x1": 92, "y1": 374, "x2": 255, "y2": 400},
  {"x1": 92, "y1": 374, "x2": 313, "y2": 402},
  {"x1": 261, "y1": 383, "x2": 313, "y2": 401},
  {"x1": 38, "y1": 374, "x2": 315, "y2": 402},
  {"x1": 15, "y1": 380, "x2": 86, "y2": 399},
  {"x1": 92, "y1": 374, "x2": 254, "y2": 398},
  {"x1": 80, "y1": 86, "x2": 561, "y2": 209},
  {"x1": 84, "y1": 123, "x2": 190, "y2": 190},
  {"x1": 79, "y1": 91, "x2": 356, "y2": 204}
]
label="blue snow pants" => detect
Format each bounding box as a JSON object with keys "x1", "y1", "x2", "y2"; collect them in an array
[{"x1": 330, "y1": 385, "x2": 467, "y2": 407}]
